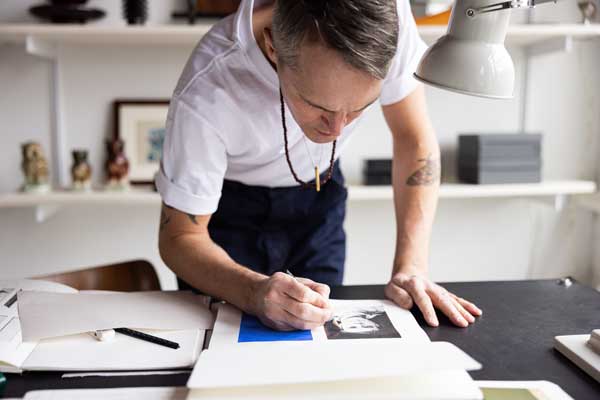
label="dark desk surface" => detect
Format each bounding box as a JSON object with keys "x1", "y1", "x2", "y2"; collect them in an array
[{"x1": 3, "y1": 280, "x2": 600, "y2": 399}]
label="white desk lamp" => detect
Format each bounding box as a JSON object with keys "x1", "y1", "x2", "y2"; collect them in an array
[{"x1": 415, "y1": 0, "x2": 558, "y2": 99}]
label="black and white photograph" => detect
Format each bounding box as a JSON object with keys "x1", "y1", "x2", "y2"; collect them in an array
[{"x1": 324, "y1": 305, "x2": 401, "y2": 340}]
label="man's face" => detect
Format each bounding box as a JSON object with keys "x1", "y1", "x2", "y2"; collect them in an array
[{"x1": 271, "y1": 37, "x2": 383, "y2": 144}]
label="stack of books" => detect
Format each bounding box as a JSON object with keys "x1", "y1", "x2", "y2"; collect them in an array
[{"x1": 458, "y1": 134, "x2": 542, "y2": 184}]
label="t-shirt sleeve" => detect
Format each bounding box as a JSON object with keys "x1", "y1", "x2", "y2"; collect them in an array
[
  {"x1": 379, "y1": 0, "x2": 428, "y2": 106},
  {"x1": 155, "y1": 97, "x2": 227, "y2": 215}
]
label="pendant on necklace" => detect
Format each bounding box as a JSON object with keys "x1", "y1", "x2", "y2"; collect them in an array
[{"x1": 315, "y1": 166, "x2": 320, "y2": 192}]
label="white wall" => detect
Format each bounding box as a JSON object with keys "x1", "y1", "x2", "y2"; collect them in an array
[{"x1": 1, "y1": 1, "x2": 599, "y2": 290}]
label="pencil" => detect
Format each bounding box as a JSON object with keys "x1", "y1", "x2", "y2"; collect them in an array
[{"x1": 115, "y1": 327, "x2": 180, "y2": 350}]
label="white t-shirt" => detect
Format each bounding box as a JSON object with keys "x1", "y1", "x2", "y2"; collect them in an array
[{"x1": 156, "y1": 0, "x2": 427, "y2": 215}]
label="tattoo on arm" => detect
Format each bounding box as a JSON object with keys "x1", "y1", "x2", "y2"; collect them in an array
[
  {"x1": 160, "y1": 202, "x2": 199, "y2": 227},
  {"x1": 406, "y1": 154, "x2": 441, "y2": 186},
  {"x1": 160, "y1": 208, "x2": 171, "y2": 231}
]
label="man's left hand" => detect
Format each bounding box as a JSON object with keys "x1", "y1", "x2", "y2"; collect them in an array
[{"x1": 385, "y1": 272, "x2": 482, "y2": 328}]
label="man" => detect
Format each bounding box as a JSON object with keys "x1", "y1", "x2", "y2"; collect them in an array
[{"x1": 157, "y1": 0, "x2": 482, "y2": 331}]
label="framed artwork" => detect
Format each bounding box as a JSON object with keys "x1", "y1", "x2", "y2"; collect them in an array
[{"x1": 114, "y1": 100, "x2": 169, "y2": 184}]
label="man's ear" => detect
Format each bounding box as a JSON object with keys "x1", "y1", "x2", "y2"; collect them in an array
[{"x1": 263, "y1": 27, "x2": 278, "y2": 66}]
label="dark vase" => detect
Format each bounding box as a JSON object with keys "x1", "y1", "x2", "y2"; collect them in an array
[
  {"x1": 71, "y1": 149, "x2": 92, "y2": 190},
  {"x1": 123, "y1": 0, "x2": 148, "y2": 25}
]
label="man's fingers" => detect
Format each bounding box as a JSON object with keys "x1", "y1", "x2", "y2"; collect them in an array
[
  {"x1": 282, "y1": 309, "x2": 329, "y2": 331},
  {"x1": 281, "y1": 276, "x2": 329, "y2": 308},
  {"x1": 384, "y1": 283, "x2": 413, "y2": 309},
  {"x1": 404, "y1": 281, "x2": 438, "y2": 327},
  {"x1": 451, "y1": 297, "x2": 475, "y2": 324},
  {"x1": 296, "y1": 278, "x2": 331, "y2": 300},
  {"x1": 430, "y1": 289, "x2": 468, "y2": 327},
  {"x1": 259, "y1": 316, "x2": 296, "y2": 332},
  {"x1": 451, "y1": 294, "x2": 482, "y2": 316},
  {"x1": 278, "y1": 296, "x2": 332, "y2": 324}
]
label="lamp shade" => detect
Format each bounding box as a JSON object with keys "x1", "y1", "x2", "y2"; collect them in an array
[{"x1": 414, "y1": 0, "x2": 515, "y2": 99}]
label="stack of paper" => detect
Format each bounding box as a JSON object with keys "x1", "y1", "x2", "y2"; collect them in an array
[
  {"x1": 23, "y1": 387, "x2": 189, "y2": 400},
  {"x1": 187, "y1": 300, "x2": 484, "y2": 400},
  {"x1": 0, "y1": 280, "x2": 76, "y2": 373},
  {"x1": 0, "y1": 280, "x2": 214, "y2": 373},
  {"x1": 554, "y1": 332, "x2": 600, "y2": 383}
]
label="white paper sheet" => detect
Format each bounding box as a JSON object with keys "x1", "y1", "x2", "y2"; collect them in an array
[
  {"x1": 476, "y1": 381, "x2": 574, "y2": 400},
  {"x1": 188, "y1": 370, "x2": 483, "y2": 400},
  {"x1": 0, "y1": 279, "x2": 77, "y2": 372},
  {"x1": 0, "y1": 318, "x2": 19, "y2": 342},
  {"x1": 24, "y1": 387, "x2": 188, "y2": 400},
  {"x1": 23, "y1": 329, "x2": 203, "y2": 371},
  {"x1": 0, "y1": 330, "x2": 36, "y2": 373},
  {"x1": 61, "y1": 370, "x2": 190, "y2": 378},
  {"x1": 18, "y1": 291, "x2": 214, "y2": 341},
  {"x1": 209, "y1": 299, "x2": 429, "y2": 348},
  {"x1": 554, "y1": 334, "x2": 600, "y2": 383},
  {"x1": 1, "y1": 279, "x2": 77, "y2": 294},
  {"x1": 188, "y1": 340, "x2": 481, "y2": 389}
]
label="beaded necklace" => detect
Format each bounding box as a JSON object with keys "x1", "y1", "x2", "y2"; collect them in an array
[{"x1": 279, "y1": 88, "x2": 336, "y2": 192}]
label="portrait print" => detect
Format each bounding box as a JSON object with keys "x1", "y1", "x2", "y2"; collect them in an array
[{"x1": 324, "y1": 304, "x2": 401, "y2": 340}]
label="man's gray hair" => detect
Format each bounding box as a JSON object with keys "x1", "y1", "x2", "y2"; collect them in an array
[{"x1": 272, "y1": 0, "x2": 399, "y2": 80}]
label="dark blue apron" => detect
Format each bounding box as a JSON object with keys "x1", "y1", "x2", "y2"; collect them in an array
[{"x1": 177, "y1": 161, "x2": 347, "y2": 291}]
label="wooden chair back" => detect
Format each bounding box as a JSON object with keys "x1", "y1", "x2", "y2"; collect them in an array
[{"x1": 35, "y1": 259, "x2": 161, "y2": 291}]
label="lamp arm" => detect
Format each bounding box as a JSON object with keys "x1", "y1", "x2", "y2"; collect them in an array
[{"x1": 466, "y1": 0, "x2": 558, "y2": 17}]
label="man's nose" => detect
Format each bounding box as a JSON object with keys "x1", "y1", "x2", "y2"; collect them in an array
[{"x1": 322, "y1": 113, "x2": 346, "y2": 135}]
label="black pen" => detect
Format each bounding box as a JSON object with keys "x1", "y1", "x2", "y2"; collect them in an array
[
  {"x1": 4, "y1": 290, "x2": 20, "y2": 308},
  {"x1": 115, "y1": 328, "x2": 180, "y2": 350}
]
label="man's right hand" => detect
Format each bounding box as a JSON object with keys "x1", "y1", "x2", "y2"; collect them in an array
[{"x1": 251, "y1": 272, "x2": 333, "y2": 331}]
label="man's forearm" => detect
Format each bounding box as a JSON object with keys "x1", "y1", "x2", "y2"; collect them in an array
[
  {"x1": 392, "y1": 139, "x2": 440, "y2": 276},
  {"x1": 159, "y1": 234, "x2": 266, "y2": 313}
]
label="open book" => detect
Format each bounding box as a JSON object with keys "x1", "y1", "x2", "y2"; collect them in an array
[
  {"x1": 0, "y1": 279, "x2": 213, "y2": 373},
  {"x1": 187, "y1": 300, "x2": 484, "y2": 400}
]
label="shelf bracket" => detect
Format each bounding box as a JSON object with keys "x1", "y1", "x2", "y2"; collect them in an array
[
  {"x1": 25, "y1": 36, "x2": 57, "y2": 59},
  {"x1": 526, "y1": 36, "x2": 573, "y2": 57},
  {"x1": 529, "y1": 194, "x2": 569, "y2": 212},
  {"x1": 34, "y1": 204, "x2": 60, "y2": 223}
]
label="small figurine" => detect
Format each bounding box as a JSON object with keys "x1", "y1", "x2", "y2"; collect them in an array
[
  {"x1": 105, "y1": 138, "x2": 130, "y2": 190},
  {"x1": 71, "y1": 149, "x2": 92, "y2": 191},
  {"x1": 578, "y1": 0, "x2": 597, "y2": 24},
  {"x1": 21, "y1": 141, "x2": 50, "y2": 193}
]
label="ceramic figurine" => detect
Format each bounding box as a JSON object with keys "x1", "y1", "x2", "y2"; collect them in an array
[
  {"x1": 578, "y1": 0, "x2": 597, "y2": 24},
  {"x1": 71, "y1": 149, "x2": 92, "y2": 191},
  {"x1": 21, "y1": 141, "x2": 50, "y2": 193},
  {"x1": 105, "y1": 138, "x2": 130, "y2": 190}
]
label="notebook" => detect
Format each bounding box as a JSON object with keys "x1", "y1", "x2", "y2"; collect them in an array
[{"x1": 0, "y1": 279, "x2": 213, "y2": 373}]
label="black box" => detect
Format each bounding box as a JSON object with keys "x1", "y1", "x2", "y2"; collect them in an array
[
  {"x1": 458, "y1": 134, "x2": 542, "y2": 184},
  {"x1": 458, "y1": 134, "x2": 542, "y2": 164},
  {"x1": 363, "y1": 159, "x2": 392, "y2": 186}
]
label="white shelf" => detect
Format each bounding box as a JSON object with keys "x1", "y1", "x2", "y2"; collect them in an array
[
  {"x1": 0, "y1": 24, "x2": 215, "y2": 46},
  {"x1": 0, "y1": 181, "x2": 595, "y2": 209},
  {"x1": 349, "y1": 180, "x2": 597, "y2": 201},
  {"x1": 418, "y1": 24, "x2": 600, "y2": 46},
  {"x1": 0, "y1": 189, "x2": 160, "y2": 208},
  {"x1": 1, "y1": 23, "x2": 600, "y2": 48}
]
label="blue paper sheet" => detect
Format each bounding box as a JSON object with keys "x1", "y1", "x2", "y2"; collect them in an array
[{"x1": 238, "y1": 313, "x2": 313, "y2": 343}]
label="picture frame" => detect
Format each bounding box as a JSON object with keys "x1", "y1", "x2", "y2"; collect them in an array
[{"x1": 114, "y1": 99, "x2": 170, "y2": 185}]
